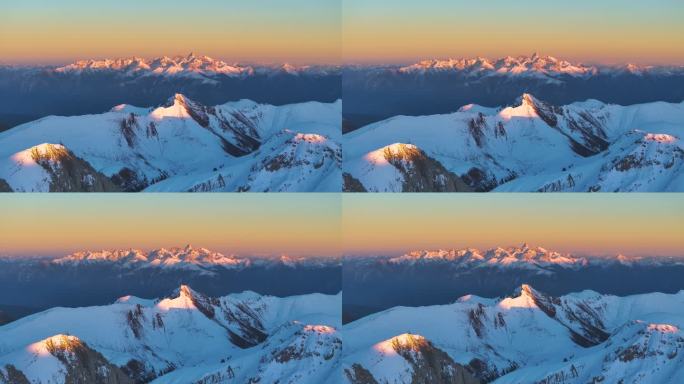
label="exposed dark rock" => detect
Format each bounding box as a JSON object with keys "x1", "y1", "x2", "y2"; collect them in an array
[
  {"x1": 382, "y1": 144, "x2": 471, "y2": 192},
  {"x1": 45, "y1": 335, "x2": 134, "y2": 384},
  {"x1": 392, "y1": 335, "x2": 481, "y2": 384},
  {"x1": 30, "y1": 144, "x2": 121, "y2": 192},
  {"x1": 0, "y1": 178, "x2": 12, "y2": 192},
  {"x1": 344, "y1": 363, "x2": 380, "y2": 384},
  {"x1": 0, "y1": 365, "x2": 30, "y2": 384},
  {"x1": 343, "y1": 172, "x2": 367, "y2": 192}
]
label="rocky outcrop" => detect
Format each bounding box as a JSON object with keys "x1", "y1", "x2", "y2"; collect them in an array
[
  {"x1": 392, "y1": 334, "x2": 481, "y2": 384},
  {"x1": 0, "y1": 178, "x2": 11, "y2": 192},
  {"x1": 344, "y1": 364, "x2": 380, "y2": 384},
  {"x1": 29, "y1": 144, "x2": 120, "y2": 192},
  {"x1": 383, "y1": 144, "x2": 472, "y2": 192},
  {"x1": 343, "y1": 172, "x2": 367, "y2": 192}
]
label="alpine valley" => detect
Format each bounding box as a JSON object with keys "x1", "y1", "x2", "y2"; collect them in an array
[
  {"x1": 0, "y1": 285, "x2": 342, "y2": 384},
  {"x1": 343, "y1": 284, "x2": 684, "y2": 384},
  {"x1": 343, "y1": 94, "x2": 684, "y2": 192}
]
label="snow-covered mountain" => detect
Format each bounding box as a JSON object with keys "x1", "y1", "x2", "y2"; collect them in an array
[
  {"x1": 53, "y1": 53, "x2": 339, "y2": 82},
  {"x1": 396, "y1": 53, "x2": 684, "y2": 82},
  {"x1": 343, "y1": 94, "x2": 684, "y2": 191},
  {"x1": 0, "y1": 94, "x2": 341, "y2": 191},
  {"x1": 343, "y1": 246, "x2": 684, "y2": 322},
  {"x1": 342, "y1": 54, "x2": 684, "y2": 133},
  {"x1": 381, "y1": 244, "x2": 683, "y2": 272},
  {"x1": 343, "y1": 285, "x2": 684, "y2": 384},
  {"x1": 0, "y1": 247, "x2": 342, "y2": 318},
  {"x1": 0, "y1": 286, "x2": 341, "y2": 384},
  {"x1": 51, "y1": 245, "x2": 340, "y2": 273}
]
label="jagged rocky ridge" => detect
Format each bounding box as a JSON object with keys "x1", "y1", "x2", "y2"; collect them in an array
[
  {"x1": 0, "y1": 94, "x2": 341, "y2": 191},
  {"x1": 343, "y1": 285, "x2": 684, "y2": 384},
  {"x1": 343, "y1": 93, "x2": 684, "y2": 191},
  {"x1": 0, "y1": 285, "x2": 341, "y2": 384}
]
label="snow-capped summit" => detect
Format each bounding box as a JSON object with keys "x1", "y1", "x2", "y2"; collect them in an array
[
  {"x1": 398, "y1": 54, "x2": 599, "y2": 81},
  {"x1": 344, "y1": 93, "x2": 684, "y2": 192},
  {"x1": 55, "y1": 53, "x2": 254, "y2": 80},
  {"x1": 0, "y1": 286, "x2": 341, "y2": 384},
  {"x1": 53, "y1": 246, "x2": 247, "y2": 272},
  {"x1": 343, "y1": 286, "x2": 684, "y2": 384},
  {"x1": 0, "y1": 95, "x2": 342, "y2": 192},
  {"x1": 388, "y1": 245, "x2": 587, "y2": 273}
]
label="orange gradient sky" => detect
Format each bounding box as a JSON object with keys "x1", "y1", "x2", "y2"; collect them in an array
[
  {"x1": 0, "y1": 1, "x2": 340, "y2": 65},
  {"x1": 0, "y1": 194, "x2": 341, "y2": 258},
  {"x1": 343, "y1": 1, "x2": 684, "y2": 65},
  {"x1": 343, "y1": 194, "x2": 684, "y2": 257}
]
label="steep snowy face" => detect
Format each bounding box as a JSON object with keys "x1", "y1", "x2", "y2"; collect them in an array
[
  {"x1": 344, "y1": 94, "x2": 684, "y2": 192},
  {"x1": 0, "y1": 286, "x2": 341, "y2": 384},
  {"x1": 343, "y1": 286, "x2": 684, "y2": 384},
  {"x1": 0, "y1": 95, "x2": 342, "y2": 192}
]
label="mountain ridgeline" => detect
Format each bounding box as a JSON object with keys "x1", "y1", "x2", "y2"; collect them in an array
[
  {"x1": 0, "y1": 285, "x2": 342, "y2": 384},
  {"x1": 343, "y1": 245, "x2": 684, "y2": 322},
  {"x1": 0, "y1": 246, "x2": 341, "y2": 323},
  {"x1": 343, "y1": 284, "x2": 684, "y2": 384},
  {"x1": 0, "y1": 94, "x2": 342, "y2": 192},
  {"x1": 343, "y1": 54, "x2": 684, "y2": 132},
  {"x1": 0, "y1": 53, "x2": 341, "y2": 131},
  {"x1": 344, "y1": 93, "x2": 684, "y2": 192}
]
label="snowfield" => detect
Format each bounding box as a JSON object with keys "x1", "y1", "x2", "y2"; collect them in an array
[{"x1": 0, "y1": 94, "x2": 341, "y2": 192}]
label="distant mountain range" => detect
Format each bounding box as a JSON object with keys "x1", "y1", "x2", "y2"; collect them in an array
[
  {"x1": 343, "y1": 94, "x2": 684, "y2": 192},
  {"x1": 0, "y1": 246, "x2": 341, "y2": 321},
  {"x1": 343, "y1": 245, "x2": 684, "y2": 321},
  {"x1": 0, "y1": 285, "x2": 341, "y2": 384},
  {"x1": 0, "y1": 53, "x2": 341, "y2": 131},
  {"x1": 0, "y1": 94, "x2": 341, "y2": 192},
  {"x1": 343, "y1": 54, "x2": 684, "y2": 131},
  {"x1": 343, "y1": 284, "x2": 684, "y2": 384}
]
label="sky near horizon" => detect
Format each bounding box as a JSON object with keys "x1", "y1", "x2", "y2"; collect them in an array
[
  {"x1": 344, "y1": 0, "x2": 684, "y2": 65},
  {"x1": 0, "y1": 0, "x2": 340, "y2": 65},
  {"x1": 1, "y1": 194, "x2": 682, "y2": 258},
  {"x1": 342, "y1": 194, "x2": 684, "y2": 257},
  {"x1": 0, "y1": 194, "x2": 341, "y2": 258}
]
